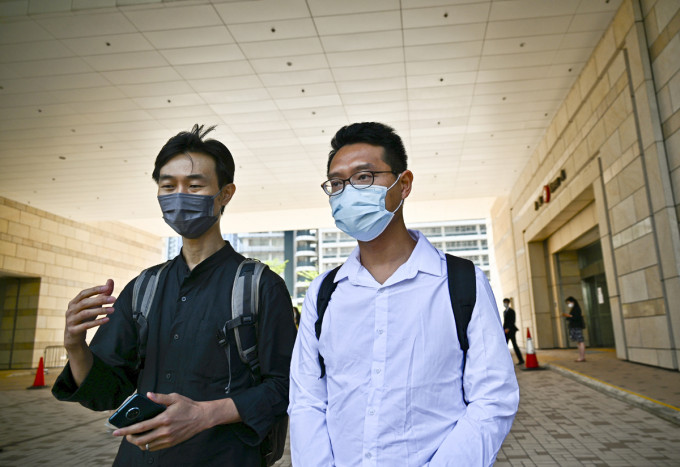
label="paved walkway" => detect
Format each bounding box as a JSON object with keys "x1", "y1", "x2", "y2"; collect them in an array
[{"x1": 0, "y1": 349, "x2": 678, "y2": 465}]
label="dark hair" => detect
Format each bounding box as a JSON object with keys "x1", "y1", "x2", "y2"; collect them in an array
[
  {"x1": 503, "y1": 298, "x2": 510, "y2": 303},
  {"x1": 152, "y1": 124, "x2": 235, "y2": 214},
  {"x1": 153, "y1": 124, "x2": 235, "y2": 187},
  {"x1": 327, "y1": 122, "x2": 407, "y2": 174}
]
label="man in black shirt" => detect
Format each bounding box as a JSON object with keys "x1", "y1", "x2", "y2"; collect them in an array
[
  {"x1": 52, "y1": 125, "x2": 296, "y2": 466},
  {"x1": 502, "y1": 298, "x2": 524, "y2": 365}
]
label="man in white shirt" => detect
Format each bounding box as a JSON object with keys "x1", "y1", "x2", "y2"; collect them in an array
[{"x1": 289, "y1": 122, "x2": 519, "y2": 466}]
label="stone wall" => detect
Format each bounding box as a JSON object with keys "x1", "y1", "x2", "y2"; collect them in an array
[
  {"x1": 0, "y1": 196, "x2": 162, "y2": 368},
  {"x1": 491, "y1": 0, "x2": 680, "y2": 369}
]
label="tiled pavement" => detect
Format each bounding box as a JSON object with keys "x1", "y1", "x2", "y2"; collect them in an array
[{"x1": 1, "y1": 349, "x2": 678, "y2": 466}]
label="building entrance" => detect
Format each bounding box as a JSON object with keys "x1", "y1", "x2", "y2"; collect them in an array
[{"x1": 576, "y1": 241, "x2": 614, "y2": 347}]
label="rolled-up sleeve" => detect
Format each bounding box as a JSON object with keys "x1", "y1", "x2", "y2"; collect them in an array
[
  {"x1": 288, "y1": 273, "x2": 335, "y2": 466},
  {"x1": 428, "y1": 268, "x2": 519, "y2": 466}
]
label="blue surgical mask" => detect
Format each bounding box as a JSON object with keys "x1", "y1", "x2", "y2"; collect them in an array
[
  {"x1": 158, "y1": 192, "x2": 221, "y2": 239},
  {"x1": 330, "y1": 173, "x2": 403, "y2": 242}
]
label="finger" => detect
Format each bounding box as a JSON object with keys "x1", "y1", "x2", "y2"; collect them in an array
[
  {"x1": 69, "y1": 283, "x2": 114, "y2": 307},
  {"x1": 147, "y1": 392, "x2": 172, "y2": 406},
  {"x1": 73, "y1": 294, "x2": 117, "y2": 312},
  {"x1": 67, "y1": 306, "x2": 114, "y2": 326},
  {"x1": 113, "y1": 416, "x2": 161, "y2": 438},
  {"x1": 102, "y1": 278, "x2": 114, "y2": 296},
  {"x1": 67, "y1": 316, "x2": 111, "y2": 334}
]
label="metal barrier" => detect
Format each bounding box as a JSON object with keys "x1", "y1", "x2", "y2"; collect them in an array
[{"x1": 44, "y1": 345, "x2": 68, "y2": 368}]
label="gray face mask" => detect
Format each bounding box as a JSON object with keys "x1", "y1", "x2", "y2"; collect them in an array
[{"x1": 158, "y1": 192, "x2": 221, "y2": 239}]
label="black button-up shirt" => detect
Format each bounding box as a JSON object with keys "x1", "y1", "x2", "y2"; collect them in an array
[{"x1": 53, "y1": 242, "x2": 296, "y2": 466}]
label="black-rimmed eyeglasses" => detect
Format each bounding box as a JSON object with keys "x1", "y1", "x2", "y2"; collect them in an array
[{"x1": 321, "y1": 170, "x2": 397, "y2": 196}]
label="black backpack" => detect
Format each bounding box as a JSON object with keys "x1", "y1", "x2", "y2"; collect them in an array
[
  {"x1": 314, "y1": 254, "x2": 476, "y2": 399},
  {"x1": 132, "y1": 258, "x2": 287, "y2": 466}
]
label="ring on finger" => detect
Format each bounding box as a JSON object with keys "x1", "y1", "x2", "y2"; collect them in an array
[{"x1": 146, "y1": 443, "x2": 150, "y2": 451}]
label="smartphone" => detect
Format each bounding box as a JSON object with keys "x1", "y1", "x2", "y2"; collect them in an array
[{"x1": 108, "y1": 393, "x2": 166, "y2": 429}]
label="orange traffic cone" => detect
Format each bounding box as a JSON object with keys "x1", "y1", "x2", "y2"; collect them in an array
[
  {"x1": 524, "y1": 328, "x2": 540, "y2": 369},
  {"x1": 27, "y1": 357, "x2": 47, "y2": 389}
]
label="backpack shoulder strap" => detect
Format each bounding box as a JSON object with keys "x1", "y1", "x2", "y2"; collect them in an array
[
  {"x1": 445, "y1": 254, "x2": 476, "y2": 354},
  {"x1": 314, "y1": 266, "x2": 341, "y2": 378},
  {"x1": 132, "y1": 260, "x2": 171, "y2": 367},
  {"x1": 227, "y1": 258, "x2": 267, "y2": 382}
]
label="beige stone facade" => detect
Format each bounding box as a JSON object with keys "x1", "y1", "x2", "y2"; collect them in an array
[
  {"x1": 0, "y1": 196, "x2": 162, "y2": 369},
  {"x1": 491, "y1": 0, "x2": 680, "y2": 370}
]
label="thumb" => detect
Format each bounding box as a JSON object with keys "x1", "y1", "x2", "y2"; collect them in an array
[{"x1": 147, "y1": 392, "x2": 172, "y2": 406}]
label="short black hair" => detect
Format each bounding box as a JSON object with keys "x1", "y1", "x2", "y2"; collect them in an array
[
  {"x1": 152, "y1": 124, "x2": 235, "y2": 214},
  {"x1": 565, "y1": 296, "x2": 577, "y2": 303},
  {"x1": 503, "y1": 298, "x2": 511, "y2": 303},
  {"x1": 153, "y1": 124, "x2": 235, "y2": 187},
  {"x1": 327, "y1": 122, "x2": 407, "y2": 174}
]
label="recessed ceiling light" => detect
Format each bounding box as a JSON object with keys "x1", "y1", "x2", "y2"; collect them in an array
[
  {"x1": 106, "y1": 42, "x2": 111, "y2": 46},
  {"x1": 271, "y1": 27, "x2": 276, "y2": 33},
  {"x1": 520, "y1": 42, "x2": 525, "y2": 47},
  {"x1": 301, "y1": 88, "x2": 305, "y2": 93},
  {"x1": 38, "y1": 109, "x2": 42, "y2": 113},
  {"x1": 167, "y1": 99, "x2": 171, "y2": 103},
  {"x1": 58, "y1": 156, "x2": 66, "y2": 160},
  {"x1": 443, "y1": 12, "x2": 448, "y2": 18},
  {"x1": 286, "y1": 61, "x2": 292, "y2": 66}
]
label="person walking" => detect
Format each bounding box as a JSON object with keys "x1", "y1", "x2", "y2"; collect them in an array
[
  {"x1": 502, "y1": 298, "x2": 524, "y2": 365},
  {"x1": 52, "y1": 125, "x2": 296, "y2": 466},
  {"x1": 288, "y1": 122, "x2": 519, "y2": 466},
  {"x1": 562, "y1": 296, "x2": 586, "y2": 362}
]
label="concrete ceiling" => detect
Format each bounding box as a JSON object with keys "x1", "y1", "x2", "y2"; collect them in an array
[{"x1": 0, "y1": 0, "x2": 622, "y2": 236}]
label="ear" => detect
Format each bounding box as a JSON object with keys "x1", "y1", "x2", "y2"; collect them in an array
[
  {"x1": 398, "y1": 170, "x2": 413, "y2": 200},
  {"x1": 219, "y1": 183, "x2": 236, "y2": 208}
]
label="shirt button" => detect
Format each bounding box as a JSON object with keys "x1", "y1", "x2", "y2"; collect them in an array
[
  {"x1": 374, "y1": 368, "x2": 381, "y2": 374},
  {"x1": 368, "y1": 409, "x2": 375, "y2": 415},
  {"x1": 377, "y1": 329, "x2": 384, "y2": 335},
  {"x1": 181, "y1": 296, "x2": 187, "y2": 302},
  {"x1": 147, "y1": 458, "x2": 154, "y2": 464},
  {"x1": 173, "y1": 334, "x2": 179, "y2": 340},
  {"x1": 366, "y1": 453, "x2": 372, "y2": 459},
  {"x1": 165, "y1": 372, "x2": 172, "y2": 380}
]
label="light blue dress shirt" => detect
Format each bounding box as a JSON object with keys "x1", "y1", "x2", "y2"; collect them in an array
[{"x1": 289, "y1": 230, "x2": 519, "y2": 466}]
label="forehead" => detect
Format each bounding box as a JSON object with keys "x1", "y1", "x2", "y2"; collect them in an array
[
  {"x1": 328, "y1": 143, "x2": 388, "y2": 175},
  {"x1": 160, "y1": 152, "x2": 217, "y2": 177}
]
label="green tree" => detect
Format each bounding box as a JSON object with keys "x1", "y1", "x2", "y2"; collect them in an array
[
  {"x1": 264, "y1": 259, "x2": 288, "y2": 277},
  {"x1": 297, "y1": 269, "x2": 320, "y2": 282}
]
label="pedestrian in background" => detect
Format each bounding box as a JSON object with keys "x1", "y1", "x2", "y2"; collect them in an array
[
  {"x1": 502, "y1": 298, "x2": 524, "y2": 365},
  {"x1": 563, "y1": 296, "x2": 586, "y2": 362}
]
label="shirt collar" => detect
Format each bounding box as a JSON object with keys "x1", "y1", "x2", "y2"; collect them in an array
[
  {"x1": 176, "y1": 241, "x2": 237, "y2": 277},
  {"x1": 334, "y1": 229, "x2": 445, "y2": 287}
]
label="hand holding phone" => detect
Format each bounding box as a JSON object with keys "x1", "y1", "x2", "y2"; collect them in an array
[{"x1": 109, "y1": 393, "x2": 166, "y2": 429}]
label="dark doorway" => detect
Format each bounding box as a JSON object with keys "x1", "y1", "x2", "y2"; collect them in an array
[{"x1": 577, "y1": 242, "x2": 614, "y2": 347}]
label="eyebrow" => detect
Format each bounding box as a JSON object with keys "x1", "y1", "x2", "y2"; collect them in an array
[
  {"x1": 158, "y1": 173, "x2": 209, "y2": 182},
  {"x1": 327, "y1": 163, "x2": 375, "y2": 178}
]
